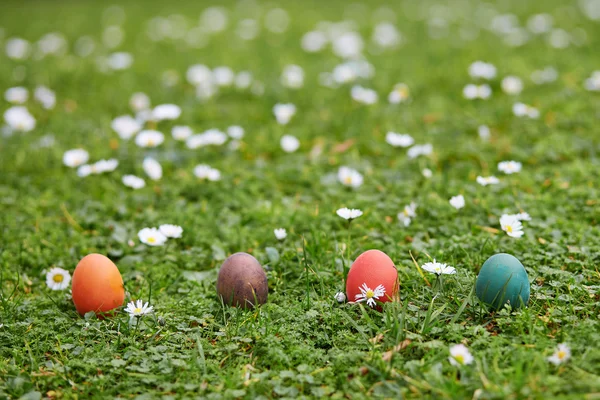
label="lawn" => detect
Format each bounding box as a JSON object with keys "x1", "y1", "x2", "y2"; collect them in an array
[{"x1": 1, "y1": 0, "x2": 600, "y2": 398}]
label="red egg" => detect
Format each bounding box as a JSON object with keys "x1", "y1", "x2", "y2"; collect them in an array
[
  {"x1": 346, "y1": 250, "x2": 398, "y2": 307},
  {"x1": 72, "y1": 253, "x2": 125, "y2": 317}
]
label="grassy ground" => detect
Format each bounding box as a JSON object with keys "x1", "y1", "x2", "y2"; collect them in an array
[{"x1": 1, "y1": 0, "x2": 600, "y2": 398}]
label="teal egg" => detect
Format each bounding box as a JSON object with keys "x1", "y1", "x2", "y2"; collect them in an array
[{"x1": 475, "y1": 253, "x2": 530, "y2": 310}]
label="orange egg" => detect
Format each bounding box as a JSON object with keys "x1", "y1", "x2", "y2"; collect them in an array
[
  {"x1": 72, "y1": 253, "x2": 125, "y2": 317},
  {"x1": 346, "y1": 249, "x2": 398, "y2": 307}
]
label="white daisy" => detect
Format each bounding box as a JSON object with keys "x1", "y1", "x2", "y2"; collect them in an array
[
  {"x1": 422, "y1": 260, "x2": 456, "y2": 275},
  {"x1": 514, "y1": 212, "x2": 531, "y2": 221},
  {"x1": 63, "y1": 149, "x2": 90, "y2": 168},
  {"x1": 235, "y1": 71, "x2": 253, "y2": 89},
  {"x1": 122, "y1": 175, "x2": 145, "y2": 189},
  {"x1": 463, "y1": 84, "x2": 491, "y2": 99},
  {"x1": 584, "y1": 71, "x2": 600, "y2": 92},
  {"x1": 212, "y1": 66, "x2": 235, "y2": 86},
  {"x1": 476, "y1": 176, "x2": 500, "y2": 186},
  {"x1": 500, "y1": 214, "x2": 524, "y2": 238},
  {"x1": 143, "y1": 157, "x2": 162, "y2": 181},
  {"x1": 280, "y1": 135, "x2": 300, "y2": 153},
  {"x1": 227, "y1": 125, "x2": 244, "y2": 139},
  {"x1": 171, "y1": 125, "x2": 193, "y2": 141},
  {"x1": 138, "y1": 227, "x2": 168, "y2": 246},
  {"x1": 548, "y1": 343, "x2": 571, "y2": 366},
  {"x1": 407, "y1": 144, "x2": 433, "y2": 159},
  {"x1": 4, "y1": 87, "x2": 28, "y2": 104},
  {"x1": 124, "y1": 300, "x2": 154, "y2": 318},
  {"x1": 159, "y1": 224, "x2": 183, "y2": 238},
  {"x1": 478, "y1": 125, "x2": 491, "y2": 141},
  {"x1": 281, "y1": 64, "x2": 304, "y2": 89},
  {"x1": 355, "y1": 283, "x2": 386, "y2": 308},
  {"x1": 111, "y1": 115, "x2": 142, "y2": 140},
  {"x1": 386, "y1": 132, "x2": 414, "y2": 148},
  {"x1": 372, "y1": 22, "x2": 401, "y2": 48},
  {"x1": 34, "y1": 86, "x2": 56, "y2": 109},
  {"x1": 152, "y1": 104, "x2": 181, "y2": 121},
  {"x1": 449, "y1": 344, "x2": 474, "y2": 366},
  {"x1": 194, "y1": 164, "x2": 221, "y2": 181},
  {"x1": 129, "y1": 92, "x2": 150, "y2": 112},
  {"x1": 501, "y1": 76, "x2": 523, "y2": 95},
  {"x1": 273, "y1": 103, "x2": 296, "y2": 125},
  {"x1": 186, "y1": 64, "x2": 212, "y2": 86},
  {"x1": 274, "y1": 228, "x2": 287, "y2": 240},
  {"x1": 422, "y1": 168, "x2": 433, "y2": 179},
  {"x1": 498, "y1": 160, "x2": 522, "y2": 174},
  {"x1": 301, "y1": 30, "x2": 328, "y2": 53},
  {"x1": 398, "y1": 202, "x2": 417, "y2": 227},
  {"x1": 5, "y1": 37, "x2": 31, "y2": 60},
  {"x1": 135, "y1": 130, "x2": 164, "y2": 148},
  {"x1": 46, "y1": 267, "x2": 71, "y2": 291},
  {"x1": 107, "y1": 52, "x2": 133, "y2": 70},
  {"x1": 4, "y1": 106, "x2": 36, "y2": 132},
  {"x1": 449, "y1": 195, "x2": 465, "y2": 210},
  {"x1": 513, "y1": 102, "x2": 539, "y2": 119},
  {"x1": 334, "y1": 291, "x2": 346, "y2": 303},
  {"x1": 468, "y1": 61, "x2": 496, "y2": 80},
  {"x1": 332, "y1": 31, "x2": 364, "y2": 59},
  {"x1": 388, "y1": 83, "x2": 410, "y2": 104},
  {"x1": 336, "y1": 208, "x2": 363, "y2": 221},
  {"x1": 351, "y1": 85, "x2": 378, "y2": 105},
  {"x1": 337, "y1": 167, "x2": 363, "y2": 188}
]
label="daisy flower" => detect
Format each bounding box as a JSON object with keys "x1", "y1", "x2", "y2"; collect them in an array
[
  {"x1": 476, "y1": 176, "x2": 500, "y2": 186},
  {"x1": 449, "y1": 195, "x2": 465, "y2": 210},
  {"x1": 46, "y1": 267, "x2": 71, "y2": 291},
  {"x1": 468, "y1": 61, "x2": 496, "y2": 80},
  {"x1": 514, "y1": 212, "x2": 531, "y2": 221},
  {"x1": 274, "y1": 228, "x2": 287, "y2": 240},
  {"x1": 159, "y1": 224, "x2": 183, "y2": 238},
  {"x1": 478, "y1": 125, "x2": 491, "y2": 141},
  {"x1": 273, "y1": 103, "x2": 296, "y2": 125},
  {"x1": 227, "y1": 125, "x2": 244, "y2": 139},
  {"x1": 337, "y1": 166, "x2": 363, "y2": 188},
  {"x1": 388, "y1": 83, "x2": 410, "y2": 104},
  {"x1": 280, "y1": 135, "x2": 300, "y2": 153},
  {"x1": 138, "y1": 227, "x2": 168, "y2": 246},
  {"x1": 351, "y1": 85, "x2": 378, "y2": 105},
  {"x1": 135, "y1": 130, "x2": 164, "y2": 148},
  {"x1": 501, "y1": 76, "x2": 523, "y2": 95},
  {"x1": 212, "y1": 66, "x2": 234, "y2": 86},
  {"x1": 34, "y1": 86, "x2": 56, "y2": 109},
  {"x1": 186, "y1": 64, "x2": 212, "y2": 86},
  {"x1": 385, "y1": 132, "x2": 414, "y2": 148},
  {"x1": 422, "y1": 168, "x2": 433, "y2": 179},
  {"x1": 448, "y1": 344, "x2": 474, "y2": 366},
  {"x1": 111, "y1": 115, "x2": 142, "y2": 140},
  {"x1": 172, "y1": 125, "x2": 193, "y2": 141},
  {"x1": 129, "y1": 92, "x2": 150, "y2": 112},
  {"x1": 513, "y1": 102, "x2": 539, "y2": 119},
  {"x1": 407, "y1": 144, "x2": 433, "y2": 159},
  {"x1": 336, "y1": 208, "x2": 363, "y2": 221},
  {"x1": 548, "y1": 343, "x2": 571, "y2": 365},
  {"x1": 143, "y1": 157, "x2": 162, "y2": 181},
  {"x1": 194, "y1": 164, "x2": 221, "y2": 181},
  {"x1": 124, "y1": 300, "x2": 154, "y2": 318},
  {"x1": 122, "y1": 175, "x2": 145, "y2": 189},
  {"x1": 334, "y1": 291, "x2": 346, "y2": 303},
  {"x1": 463, "y1": 84, "x2": 492, "y2": 99},
  {"x1": 152, "y1": 104, "x2": 181, "y2": 121},
  {"x1": 422, "y1": 260, "x2": 456, "y2": 275},
  {"x1": 4, "y1": 87, "x2": 28, "y2": 104},
  {"x1": 500, "y1": 214, "x2": 524, "y2": 238},
  {"x1": 4, "y1": 106, "x2": 36, "y2": 132},
  {"x1": 355, "y1": 283, "x2": 386, "y2": 308},
  {"x1": 63, "y1": 149, "x2": 89, "y2": 168},
  {"x1": 397, "y1": 202, "x2": 417, "y2": 227},
  {"x1": 498, "y1": 160, "x2": 522, "y2": 174},
  {"x1": 281, "y1": 64, "x2": 304, "y2": 89},
  {"x1": 584, "y1": 71, "x2": 600, "y2": 91}
]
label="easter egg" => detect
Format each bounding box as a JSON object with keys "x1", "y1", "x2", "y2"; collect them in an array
[
  {"x1": 72, "y1": 253, "x2": 125, "y2": 317},
  {"x1": 217, "y1": 252, "x2": 268, "y2": 308},
  {"x1": 475, "y1": 253, "x2": 530, "y2": 310},
  {"x1": 346, "y1": 250, "x2": 398, "y2": 307}
]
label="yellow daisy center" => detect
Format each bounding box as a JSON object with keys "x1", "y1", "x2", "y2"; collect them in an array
[
  {"x1": 365, "y1": 289, "x2": 374, "y2": 299},
  {"x1": 454, "y1": 355, "x2": 464, "y2": 365},
  {"x1": 148, "y1": 139, "x2": 155, "y2": 146},
  {"x1": 506, "y1": 225, "x2": 513, "y2": 233},
  {"x1": 344, "y1": 176, "x2": 352, "y2": 184},
  {"x1": 134, "y1": 307, "x2": 142, "y2": 314},
  {"x1": 53, "y1": 274, "x2": 64, "y2": 283},
  {"x1": 147, "y1": 237, "x2": 156, "y2": 243},
  {"x1": 558, "y1": 350, "x2": 566, "y2": 359}
]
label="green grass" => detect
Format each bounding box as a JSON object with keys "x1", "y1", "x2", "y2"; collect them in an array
[{"x1": 1, "y1": 0, "x2": 600, "y2": 398}]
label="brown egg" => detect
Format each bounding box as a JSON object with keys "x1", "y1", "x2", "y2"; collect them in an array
[
  {"x1": 72, "y1": 253, "x2": 125, "y2": 317},
  {"x1": 216, "y1": 252, "x2": 268, "y2": 308}
]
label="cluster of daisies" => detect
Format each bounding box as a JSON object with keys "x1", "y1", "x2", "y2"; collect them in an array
[
  {"x1": 447, "y1": 342, "x2": 571, "y2": 368},
  {"x1": 138, "y1": 224, "x2": 183, "y2": 246}
]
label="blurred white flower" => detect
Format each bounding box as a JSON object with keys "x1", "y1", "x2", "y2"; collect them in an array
[
  {"x1": 301, "y1": 30, "x2": 328, "y2": 52},
  {"x1": 548, "y1": 343, "x2": 571, "y2": 365},
  {"x1": 159, "y1": 224, "x2": 183, "y2": 238},
  {"x1": 78, "y1": 159, "x2": 118, "y2": 177},
  {"x1": 46, "y1": 267, "x2": 71, "y2": 291},
  {"x1": 336, "y1": 207, "x2": 363, "y2": 220},
  {"x1": 515, "y1": 212, "x2": 531, "y2": 221},
  {"x1": 111, "y1": 115, "x2": 142, "y2": 140},
  {"x1": 122, "y1": 174, "x2": 146, "y2": 189},
  {"x1": 386, "y1": 132, "x2": 414, "y2": 148},
  {"x1": 194, "y1": 164, "x2": 221, "y2": 181},
  {"x1": 130, "y1": 92, "x2": 150, "y2": 112},
  {"x1": 107, "y1": 52, "x2": 133, "y2": 70},
  {"x1": 501, "y1": 76, "x2": 523, "y2": 95},
  {"x1": 422, "y1": 168, "x2": 433, "y2": 179},
  {"x1": 334, "y1": 291, "x2": 346, "y2": 303},
  {"x1": 527, "y1": 14, "x2": 553, "y2": 34},
  {"x1": 449, "y1": 195, "x2": 465, "y2": 210},
  {"x1": 265, "y1": 8, "x2": 290, "y2": 34},
  {"x1": 37, "y1": 33, "x2": 67, "y2": 57},
  {"x1": 500, "y1": 214, "x2": 524, "y2": 238},
  {"x1": 212, "y1": 66, "x2": 234, "y2": 86},
  {"x1": 34, "y1": 86, "x2": 56, "y2": 109},
  {"x1": 235, "y1": 71, "x2": 253, "y2": 89},
  {"x1": 337, "y1": 166, "x2": 363, "y2": 188},
  {"x1": 468, "y1": 61, "x2": 496, "y2": 80},
  {"x1": 280, "y1": 135, "x2": 300, "y2": 153},
  {"x1": 513, "y1": 103, "x2": 539, "y2": 118},
  {"x1": 63, "y1": 149, "x2": 89, "y2": 168},
  {"x1": 172, "y1": 125, "x2": 193, "y2": 141},
  {"x1": 138, "y1": 227, "x2": 167, "y2": 246},
  {"x1": 531, "y1": 67, "x2": 558, "y2": 85},
  {"x1": 103, "y1": 25, "x2": 124, "y2": 48},
  {"x1": 388, "y1": 83, "x2": 410, "y2": 104},
  {"x1": 548, "y1": 29, "x2": 570, "y2": 48},
  {"x1": 4, "y1": 87, "x2": 28, "y2": 104},
  {"x1": 478, "y1": 125, "x2": 491, "y2": 141},
  {"x1": 152, "y1": 104, "x2": 181, "y2": 121},
  {"x1": 476, "y1": 176, "x2": 500, "y2": 186},
  {"x1": 584, "y1": 71, "x2": 600, "y2": 91},
  {"x1": 237, "y1": 19, "x2": 259, "y2": 40},
  {"x1": 273, "y1": 103, "x2": 296, "y2": 125},
  {"x1": 332, "y1": 31, "x2": 364, "y2": 58},
  {"x1": 407, "y1": 144, "x2": 433, "y2": 159},
  {"x1": 372, "y1": 22, "x2": 401, "y2": 48},
  {"x1": 186, "y1": 64, "x2": 212, "y2": 86},
  {"x1": 463, "y1": 84, "x2": 491, "y2": 99},
  {"x1": 422, "y1": 260, "x2": 456, "y2": 275},
  {"x1": 398, "y1": 202, "x2": 417, "y2": 226},
  {"x1": 274, "y1": 228, "x2": 287, "y2": 240},
  {"x1": 201, "y1": 7, "x2": 228, "y2": 33},
  {"x1": 351, "y1": 85, "x2": 378, "y2": 105},
  {"x1": 3, "y1": 106, "x2": 35, "y2": 132},
  {"x1": 227, "y1": 125, "x2": 244, "y2": 139},
  {"x1": 143, "y1": 157, "x2": 162, "y2": 180},
  {"x1": 281, "y1": 64, "x2": 304, "y2": 89},
  {"x1": 498, "y1": 160, "x2": 522, "y2": 174},
  {"x1": 449, "y1": 344, "x2": 473, "y2": 366},
  {"x1": 135, "y1": 130, "x2": 164, "y2": 148},
  {"x1": 5, "y1": 37, "x2": 31, "y2": 60},
  {"x1": 74, "y1": 36, "x2": 96, "y2": 57}
]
